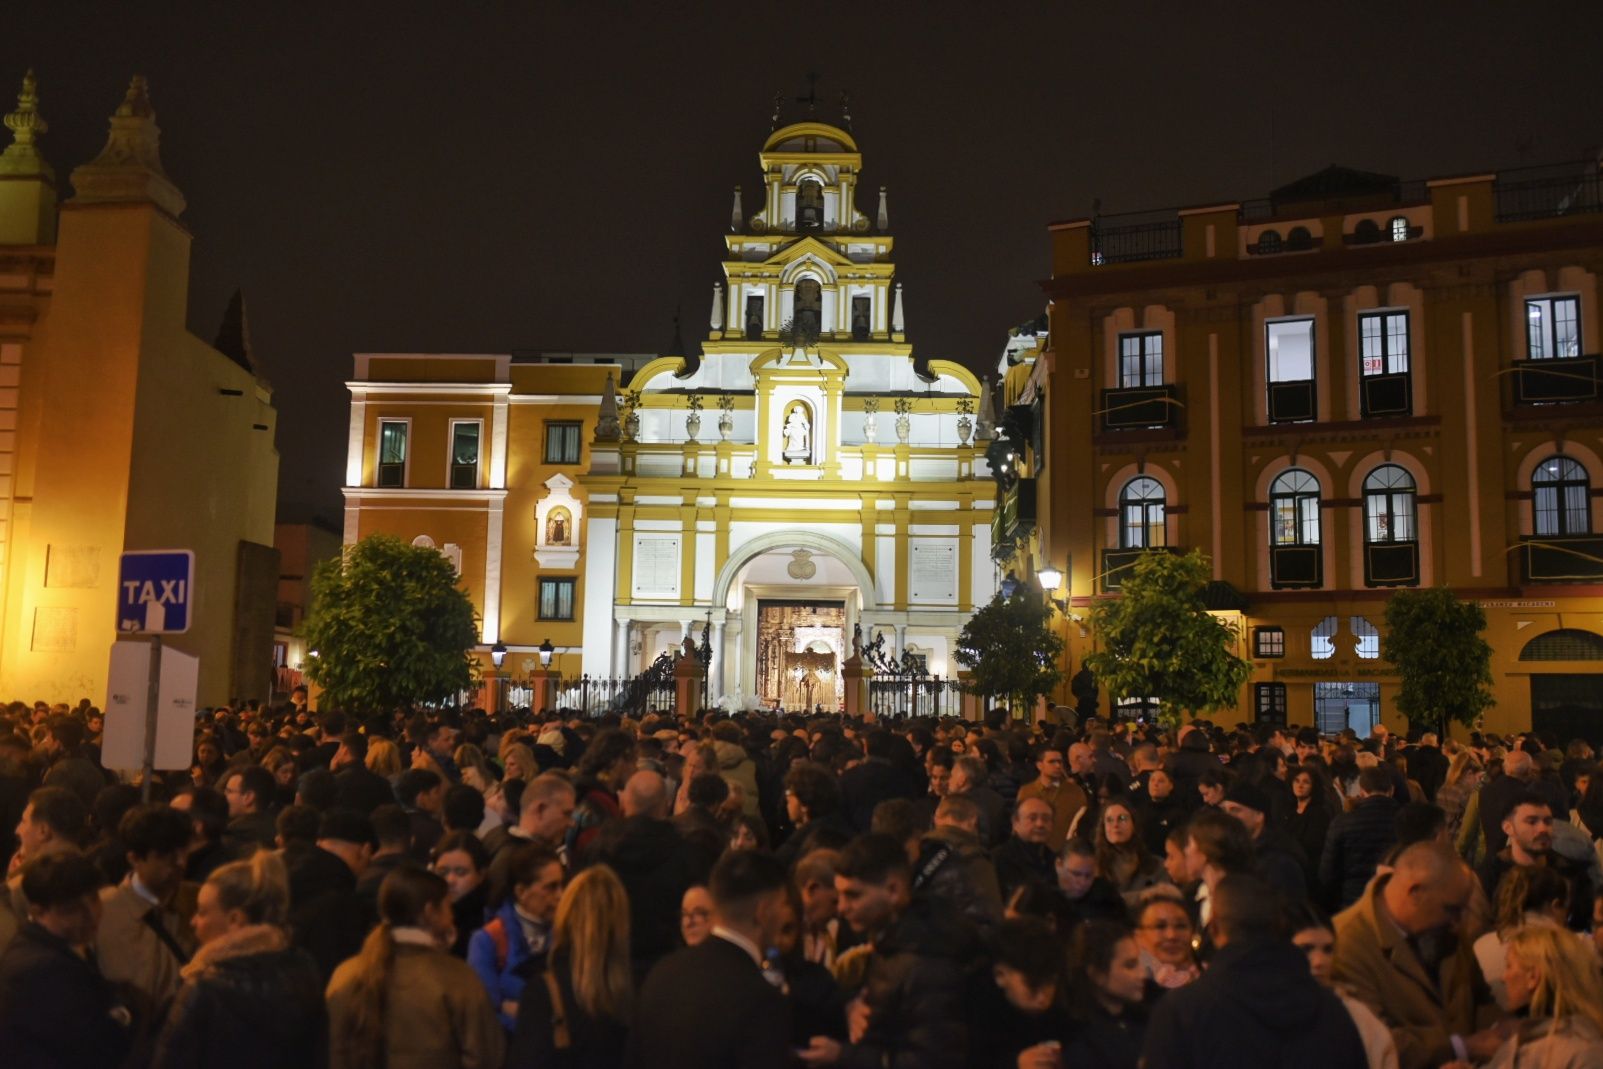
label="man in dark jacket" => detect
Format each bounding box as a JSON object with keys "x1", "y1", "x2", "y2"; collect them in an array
[
  {"x1": 0, "y1": 853, "x2": 132, "y2": 1069},
  {"x1": 993, "y1": 798, "x2": 1057, "y2": 902},
  {"x1": 839, "y1": 732, "x2": 920, "y2": 834},
  {"x1": 330, "y1": 731, "x2": 395, "y2": 813},
  {"x1": 586, "y1": 770, "x2": 713, "y2": 974},
  {"x1": 912, "y1": 796, "x2": 1002, "y2": 934},
  {"x1": 219, "y1": 766, "x2": 278, "y2": 858},
  {"x1": 1475, "y1": 790, "x2": 1595, "y2": 930},
  {"x1": 1318, "y1": 766, "x2": 1401, "y2": 908},
  {"x1": 797, "y1": 833, "x2": 977, "y2": 1069},
  {"x1": 948, "y1": 755, "x2": 1006, "y2": 847},
  {"x1": 1221, "y1": 781, "x2": 1310, "y2": 901},
  {"x1": 1142, "y1": 875, "x2": 1365, "y2": 1068},
  {"x1": 628, "y1": 850, "x2": 791, "y2": 1069},
  {"x1": 1404, "y1": 733, "x2": 1450, "y2": 802},
  {"x1": 1478, "y1": 750, "x2": 1568, "y2": 857}
]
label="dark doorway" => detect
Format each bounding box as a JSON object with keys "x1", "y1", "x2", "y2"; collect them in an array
[
  {"x1": 1314, "y1": 681, "x2": 1380, "y2": 738},
  {"x1": 1531, "y1": 674, "x2": 1603, "y2": 744}
]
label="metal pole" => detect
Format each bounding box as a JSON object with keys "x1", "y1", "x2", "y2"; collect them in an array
[{"x1": 141, "y1": 635, "x2": 161, "y2": 802}]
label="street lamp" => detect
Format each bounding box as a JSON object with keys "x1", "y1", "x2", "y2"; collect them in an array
[
  {"x1": 538, "y1": 638, "x2": 554, "y2": 669},
  {"x1": 1037, "y1": 564, "x2": 1063, "y2": 591},
  {"x1": 490, "y1": 640, "x2": 507, "y2": 669}
]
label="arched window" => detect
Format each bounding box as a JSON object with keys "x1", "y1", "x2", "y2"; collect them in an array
[
  {"x1": 1257, "y1": 229, "x2": 1282, "y2": 253},
  {"x1": 797, "y1": 179, "x2": 824, "y2": 230},
  {"x1": 1533, "y1": 455, "x2": 1591, "y2": 535},
  {"x1": 1352, "y1": 219, "x2": 1380, "y2": 244},
  {"x1": 1390, "y1": 216, "x2": 1409, "y2": 242},
  {"x1": 1364, "y1": 465, "x2": 1416, "y2": 543},
  {"x1": 794, "y1": 278, "x2": 822, "y2": 336},
  {"x1": 1270, "y1": 469, "x2": 1320, "y2": 545},
  {"x1": 1287, "y1": 226, "x2": 1313, "y2": 250},
  {"x1": 1119, "y1": 477, "x2": 1166, "y2": 548}
]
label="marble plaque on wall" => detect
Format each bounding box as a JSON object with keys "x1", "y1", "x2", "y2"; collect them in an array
[
  {"x1": 46, "y1": 544, "x2": 102, "y2": 588},
  {"x1": 31, "y1": 606, "x2": 78, "y2": 651},
  {"x1": 908, "y1": 540, "x2": 958, "y2": 605},
  {"x1": 631, "y1": 535, "x2": 681, "y2": 598}
]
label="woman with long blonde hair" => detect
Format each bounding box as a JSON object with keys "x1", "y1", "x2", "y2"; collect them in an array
[
  {"x1": 1484, "y1": 922, "x2": 1603, "y2": 1066},
  {"x1": 326, "y1": 867, "x2": 503, "y2": 1069},
  {"x1": 507, "y1": 864, "x2": 633, "y2": 1067},
  {"x1": 366, "y1": 736, "x2": 404, "y2": 780}
]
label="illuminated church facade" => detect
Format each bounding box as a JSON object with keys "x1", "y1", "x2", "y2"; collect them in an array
[{"x1": 341, "y1": 114, "x2": 998, "y2": 709}]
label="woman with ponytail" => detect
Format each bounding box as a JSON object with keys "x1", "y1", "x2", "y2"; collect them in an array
[
  {"x1": 152, "y1": 851, "x2": 327, "y2": 1069},
  {"x1": 508, "y1": 864, "x2": 633, "y2": 1068},
  {"x1": 326, "y1": 866, "x2": 504, "y2": 1069}
]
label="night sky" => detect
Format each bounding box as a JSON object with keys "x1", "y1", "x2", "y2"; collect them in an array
[{"x1": 7, "y1": 3, "x2": 1601, "y2": 521}]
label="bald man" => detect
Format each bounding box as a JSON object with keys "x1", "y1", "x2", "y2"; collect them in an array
[
  {"x1": 1331, "y1": 842, "x2": 1505, "y2": 1069},
  {"x1": 587, "y1": 768, "x2": 714, "y2": 973}
]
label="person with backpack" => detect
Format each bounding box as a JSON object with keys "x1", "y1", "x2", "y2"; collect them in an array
[{"x1": 467, "y1": 842, "x2": 563, "y2": 1030}]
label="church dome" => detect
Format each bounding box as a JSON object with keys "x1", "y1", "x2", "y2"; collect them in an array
[{"x1": 762, "y1": 121, "x2": 858, "y2": 155}]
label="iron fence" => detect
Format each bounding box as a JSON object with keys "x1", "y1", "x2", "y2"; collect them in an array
[
  {"x1": 868, "y1": 674, "x2": 968, "y2": 718},
  {"x1": 550, "y1": 654, "x2": 678, "y2": 717},
  {"x1": 1494, "y1": 162, "x2": 1603, "y2": 222},
  {"x1": 1090, "y1": 213, "x2": 1183, "y2": 266}
]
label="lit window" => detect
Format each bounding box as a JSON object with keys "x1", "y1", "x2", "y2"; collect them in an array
[
  {"x1": 1118, "y1": 332, "x2": 1164, "y2": 388},
  {"x1": 1527, "y1": 296, "x2": 1582, "y2": 360},
  {"x1": 1255, "y1": 683, "x2": 1288, "y2": 724},
  {"x1": 544, "y1": 422, "x2": 582, "y2": 464},
  {"x1": 1311, "y1": 616, "x2": 1337, "y2": 660},
  {"x1": 1119, "y1": 477, "x2": 1166, "y2": 548},
  {"x1": 1390, "y1": 216, "x2": 1409, "y2": 242},
  {"x1": 1254, "y1": 627, "x2": 1285, "y2": 658},
  {"x1": 538, "y1": 577, "x2": 577, "y2": 620},
  {"x1": 1270, "y1": 469, "x2": 1321, "y2": 546},
  {"x1": 1359, "y1": 311, "x2": 1409, "y2": 376},
  {"x1": 1364, "y1": 465, "x2": 1416, "y2": 543},
  {"x1": 1352, "y1": 616, "x2": 1380, "y2": 659},
  {"x1": 450, "y1": 422, "x2": 480, "y2": 490},
  {"x1": 377, "y1": 421, "x2": 408, "y2": 487},
  {"x1": 1267, "y1": 319, "x2": 1315, "y2": 383},
  {"x1": 1533, "y1": 455, "x2": 1591, "y2": 536}
]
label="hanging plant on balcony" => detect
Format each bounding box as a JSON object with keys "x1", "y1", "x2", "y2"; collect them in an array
[{"x1": 777, "y1": 316, "x2": 820, "y2": 350}]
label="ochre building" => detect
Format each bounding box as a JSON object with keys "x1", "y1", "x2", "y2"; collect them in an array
[
  {"x1": 1013, "y1": 160, "x2": 1603, "y2": 738},
  {"x1": 342, "y1": 114, "x2": 998, "y2": 710},
  {"x1": 0, "y1": 72, "x2": 279, "y2": 706}
]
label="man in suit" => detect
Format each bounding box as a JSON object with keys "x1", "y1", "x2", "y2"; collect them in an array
[{"x1": 628, "y1": 849, "x2": 791, "y2": 1069}]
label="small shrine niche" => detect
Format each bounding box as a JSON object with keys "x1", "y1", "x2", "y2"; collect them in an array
[
  {"x1": 782, "y1": 399, "x2": 814, "y2": 465},
  {"x1": 534, "y1": 473, "x2": 583, "y2": 568}
]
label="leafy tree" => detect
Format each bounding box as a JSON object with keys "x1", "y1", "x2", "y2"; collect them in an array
[
  {"x1": 301, "y1": 535, "x2": 480, "y2": 712},
  {"x1": 1382, "y1": 588, "x2": 1495, "y2": 733},
  {"x1": 1084, "y1": 550, "x2": 1250, "y2": 727},
  {"x1": 956, "y1": 589, "x2": 1065, "y2": 714}
]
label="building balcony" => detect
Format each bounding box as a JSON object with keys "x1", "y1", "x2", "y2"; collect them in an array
[
  {"x1": 1270, "y1": 544, "x2": 1322, "y2": 588},
  {"x1": 1493, "y1": 163, "x2": 1603, "y2": 223},
  {"x1": 1102, "y1": 546, "x2": 1180, "y2": 593},
  {"x1": 1364, "y1": 541, "x2": 1419, "y2": 587},
  {"x1": 1359, "y1": 372, "x2": 1412, "y2": 418},
  {"x1": 1102, "y1": 384, "x2": 1181, "y2": 431},
  {"x1": 1090, "y1": 211, "x2": 1183, "y2": 266},
  {"x1": 1517, "y1": 535, "x2": 1603, "y2": 582},
  {"x1": 1268, "y1": 380, "x2": 1317, "y2": 423},
  {"x1": 991, "y1": 477, "x2": 1038, "y2": 551},
  {"x1": 1510, "y1": 355, "x2": 1600, "y2": 406}
]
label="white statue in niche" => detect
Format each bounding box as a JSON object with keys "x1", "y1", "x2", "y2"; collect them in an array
[{"x1": 782, "y1": 403, "x2": 811, "y2": 463}]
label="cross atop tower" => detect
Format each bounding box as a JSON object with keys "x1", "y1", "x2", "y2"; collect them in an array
[{"x1": 795, "y1": 72, "x2": 820, "y2": 113}]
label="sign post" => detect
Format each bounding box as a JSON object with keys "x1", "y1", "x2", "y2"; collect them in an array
[{"x1": 115, "y1": 550, "x2": 194, "y2": 799}]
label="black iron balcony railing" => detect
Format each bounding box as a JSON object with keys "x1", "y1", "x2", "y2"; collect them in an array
[
  {"x1": 1517, "y1": 535, "x2": 1603, "y2": 583},
  {"x1": 1090, "y1": 211, "x2": 1183, "y2": 266},
  {"x1": 1102, "y1": 546, "x2": 1181, "y2": 593},
  {"x1": 1494, "y1": 163, "x2": 1603, "y2": 223},
  {"x1": 1270, "y1": 544, "x2": 1323, "y2": 589},
  {"x1": 1360, "y1": 372, "x2": 1412, "y2": 418},
  {"x1": 1510, "y1": 355, "x2": 1600, "y2": 405},
  {"x1": 1364, "y1": 541, "x2": 1419, "y2": 587},
  {"x1": 1102, "y1": 384, "x2": 1181, "y2": 431}
]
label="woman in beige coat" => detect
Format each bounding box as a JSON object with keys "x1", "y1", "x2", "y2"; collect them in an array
[
  {"x1": 326, "y1": 867, "x2": 504, "y2": 1069},
  {"x1": 1474, "y1": 924, "x2": 1603, "y2": 1069}
]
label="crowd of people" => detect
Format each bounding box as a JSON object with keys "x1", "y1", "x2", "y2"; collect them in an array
[{"x1": 3, "y1": 689, "x2": 1603, "y2": 1068}]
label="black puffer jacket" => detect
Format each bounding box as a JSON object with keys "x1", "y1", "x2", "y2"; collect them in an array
[
  {"x1": 913, "y1": 826, "x2": 1002, "y2": 933},
  {"x1": 152, "y1": 929, "x2": 328, "y2": 1069},
  {"x1": 585, "y1": 815, "x2": 712, "y2": 973},
  {"x1": 837, "y1": 897, "x2": 982, "y2": 1069},
  {"x1": 1318, "y1": 794, "x2": 1401, "y2": 908},
  {"x1": 1140, "y1": 938, "x2": 1364, "y2": 1069}
]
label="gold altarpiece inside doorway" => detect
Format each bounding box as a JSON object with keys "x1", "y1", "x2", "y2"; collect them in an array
[{"x1": 755, "y1": 600, "x2": 846, "y2": 710}]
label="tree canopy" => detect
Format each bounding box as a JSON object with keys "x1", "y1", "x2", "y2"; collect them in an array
[
  {"x1": 1084, "y1": 549, "x2": 1250, "y2": 727},
  {"x1": 300, "y1": 535, "x2": 480, "y2": 712},
  {"x1": 955, "y1": 589, "x2": 1065, "y2": 714},
  {"x1": 1382, "y1": 587, "x2": 1495, "y2": 732}
]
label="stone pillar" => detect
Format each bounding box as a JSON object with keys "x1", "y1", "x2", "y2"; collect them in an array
[
  {"x1": 710, "y1": 620, "x2": 726, "y2": 704},
  {"x1": 673, "y1": 641, "x2": 705, "y2": 718},
  {"x1": 613, "y1": 619, "x2": 631, "y2": 678},
  {"x1": 484, "y1": 669, "x2": 503, "y2": 715},
  {"x1": 843, "y1": 653, "x2": 869, "y2": 720},
  {"x1": 530, "y1": 669, "x2": 557, "y2": 714}
]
